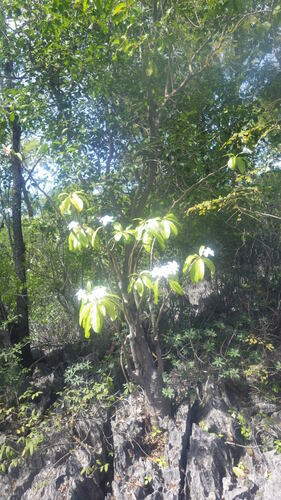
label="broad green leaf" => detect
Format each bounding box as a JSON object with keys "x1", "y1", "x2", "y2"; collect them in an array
[
  {"x1": 161, "y1": 220, "x2": 171, "y2": 239},
  {"x1": 134, "y1": 278, "x2": 144, "y2": 297},
  {"x1": 190, "y1": 258, "x2": 205, "y2": 283},
  {"x1": 236, "y1": 157, "x2": 246, "y2": 173},
  {"x1": 60, "y1": 197, "x2": 71, "y2": 215},
  {"x1": 199, "y1": 245, "x2": 205, "y2": 256},
  {"x1": 169, "y1": 280, "x2": 184, "y2": 295},
  {"x1": 91, "y1": 227, "x2": 101, "y2": 250},
  {"x1": 91, "y1": 304, "x2": 102, "y2": 333},
  {"x1": 165, "y1": 213, "x2": 178, "y2": 224},
  {"x1": 71, "y1": 192, "x2": 83, "y2": 212},
  {"x1": 228, "y1": 156, "x2": 237, "y2": 170},
  {"x1": 155, "y1": 232, "x2": 166, "y2": 250},
  {"x1": 98, "y1": 304, "x2": 107, "y2": 317},
  {"x1": 68, "y1": 232, "x2": 75, "y2": 251},
  {"x1": 142, "y1": 275, "x2": 153, "y2": 290},
  {"x1": 103, "y1": 298, "x2": 118, "y2": 320},
  {"x1": 183, "y1": 254, "x2": 197, "y2": 274},
  {"x1": 114, "y1": 232, "x2": 122, "y2": 241},
  {"x1": 128, "y1": 279, "x2": 134, "y2": 293},
  {"x1": 203, "y1": 257, "x2": 215, "y2": 274},
  {"x1": 169, "y1": 222, "x2": 178, "y2": 236}
]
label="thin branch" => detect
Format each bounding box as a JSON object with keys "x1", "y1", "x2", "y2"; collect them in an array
[{"x1": 170, "y1": 163, "x2": 228, "y2": 210}]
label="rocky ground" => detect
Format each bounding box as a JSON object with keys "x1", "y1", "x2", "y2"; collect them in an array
[{"x1": 0, "y1": 354, "x2": 281, "y2": 500}]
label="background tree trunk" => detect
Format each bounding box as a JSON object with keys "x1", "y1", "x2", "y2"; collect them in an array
[{"x1": 10, "y1": 118, "x2": 33, "y2": 367}]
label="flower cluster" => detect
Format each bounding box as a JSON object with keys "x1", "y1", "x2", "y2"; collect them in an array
[
  {"x1": 76, "y1": 286, "x2": 108, "y2": 302},
  {"x1": 151, "y1": 261, "x2": 179, "y2": 279},
  {"x1": 202, "y1": 247, "x2": 214, "y2": 258},
  {"x1": 68, "y1": 221, "x2": 79, "y2": 231},
  {"x1": 99, "y1": 215, "x2": 115, "y2": 227}
]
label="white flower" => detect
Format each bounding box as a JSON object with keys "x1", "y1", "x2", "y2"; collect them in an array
[
  {"x1": 89, "y1": 286, "x2": 108, "y2": 300},
  {"x1": 76, "y1": 286, "x2": 108, "y2": 302},
  {"x1": 3, "y1": 145, "x2": 12, "y2": 156},
  {"x1": 151, "y1": 261, "x2": 179, "y2": 279},
  {"x1": 99, "y1": 215, "x2": 115, "y2": 227},
  {"x1": 93, "y1": 186, "x2": 103, "y2": 195},
  {"x1": 202, "y1": 247, "x2": 214, "y2": 258},
  {"x1": 68, "y1": 221, "x2": 79, "y2": 231},
  {"x1": 76, "y1": 289, "x2": 87, "y2": 301},
  {"x1": 242, "y1": 147, "x2": 252, "y2": 154}
]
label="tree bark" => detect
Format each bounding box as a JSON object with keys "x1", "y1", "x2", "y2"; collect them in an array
[
  {"x1": 128, "y1": 321, "x2": 171, "y2": 417},
  {"x1": 10, "y1": 118, "x2": 33, "y2": 367}
]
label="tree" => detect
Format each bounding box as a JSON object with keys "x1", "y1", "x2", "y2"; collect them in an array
[{"x1": 60, "y1": 192, "x2": 215, "y2": 415}]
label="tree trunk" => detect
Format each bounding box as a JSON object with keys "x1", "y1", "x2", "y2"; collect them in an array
[
  {"x1": 10, "y1": 118, "x2": 33, "y2": 367},
  {"x1": 127, "y1": 322, "x2": 171, "y2": 418}
]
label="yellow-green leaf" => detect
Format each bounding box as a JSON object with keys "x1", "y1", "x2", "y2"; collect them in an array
[
  {"x1": 169, "y1": 280, "x2": 184, "y2": 295},
  {"x1": 183, "y1": 254, "x2": 197, "y2": 274},
  {"x1": 71, "y1": 192, "x2": 83, "y2": 212},
  {"x1": 113, "y1": 2, "x2": 127, "y2": 16}
]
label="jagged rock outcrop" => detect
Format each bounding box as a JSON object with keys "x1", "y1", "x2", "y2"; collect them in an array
[
  {"x1": 1, "y1": 364, "x2": 281, "y2": 499},
  {"x1": 107, "y1": 393, "x2": 191, "y2": 499}
]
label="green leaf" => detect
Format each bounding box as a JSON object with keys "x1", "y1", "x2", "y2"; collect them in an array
[
  {"x1": 134, "y1": 278, "x2": 144, "y2": 297},
  {"x1": 169, "y1": 280, "x2": 184, "y2": 295},
  {"x1": 128, "y1": 278, "x2": 134, "y2": 293},
  {"x1": 190, "y1": 258, "x2": 205, "y2": 283},
  {"x1": 228, "y1": 156, "x2": 246, "y2": 173},
  {"x1": 155, "y1": 233, "x2": 166, "y2": 250},
  {"x1": 114, "y1": 232, "x2": 122, "y2": 241},
  {"x1": 161, "y1": 220, "x2": 171, "y2": 239},
  {"x1": 153, "y1": 280, "x2": 159, "y2": 305},
  {"x1": 142, "y1": 275, "x2": 153, "y2": 290},
  {"x1": 203, "y1": 257, "x2": 215, "y2": 274},
  {"x1": 91, "y1": 303, "x2": 102, "y2": 333},
  {"x1": 199, "y1": 245, "x2": 205, "y2": 256},
  {"x1": 236, "y1": 157, "x2": 246, "y2": 173},
  {"x1": 103, "y1": 298, "x2": 118, "y2": 320},
  {"x1": 91, "y1": 227, "x2": 102, "y2": 250},
  {"x1": 60, "y1": 197, "x2": 71, "y2": 215},
  {"x1": 68, "y1": 232, "x2": 75, "y2": 251},
  {"x1": 228, "y1": 156, "x2": 237, "y2": 170},
  {"x1": 113, "y1": 3, "x2": 127, "y2": 16},
  {"x1": 98, "y1": 304, "x2": 107, "y2": 317},
  {"x1": 14, "y1": 152, "x2": 23, "y2": 162},
  {"x1": 71, "y1": 192, "x2": 83, "y2": 212},
  {"x1": 169, "y1": 222, "x2": 178, "y2": 236},
  {"x1": 183, "y1": 254, "x2": 197, "y2": 274}
]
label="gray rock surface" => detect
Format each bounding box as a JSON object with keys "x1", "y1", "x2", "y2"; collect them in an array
[
  {"x1": 1, "y1": 369, "x2": 281, "y2": 499},
  {"x1": 108, "y1": 392, "x2": 191, "y2": 499}
]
